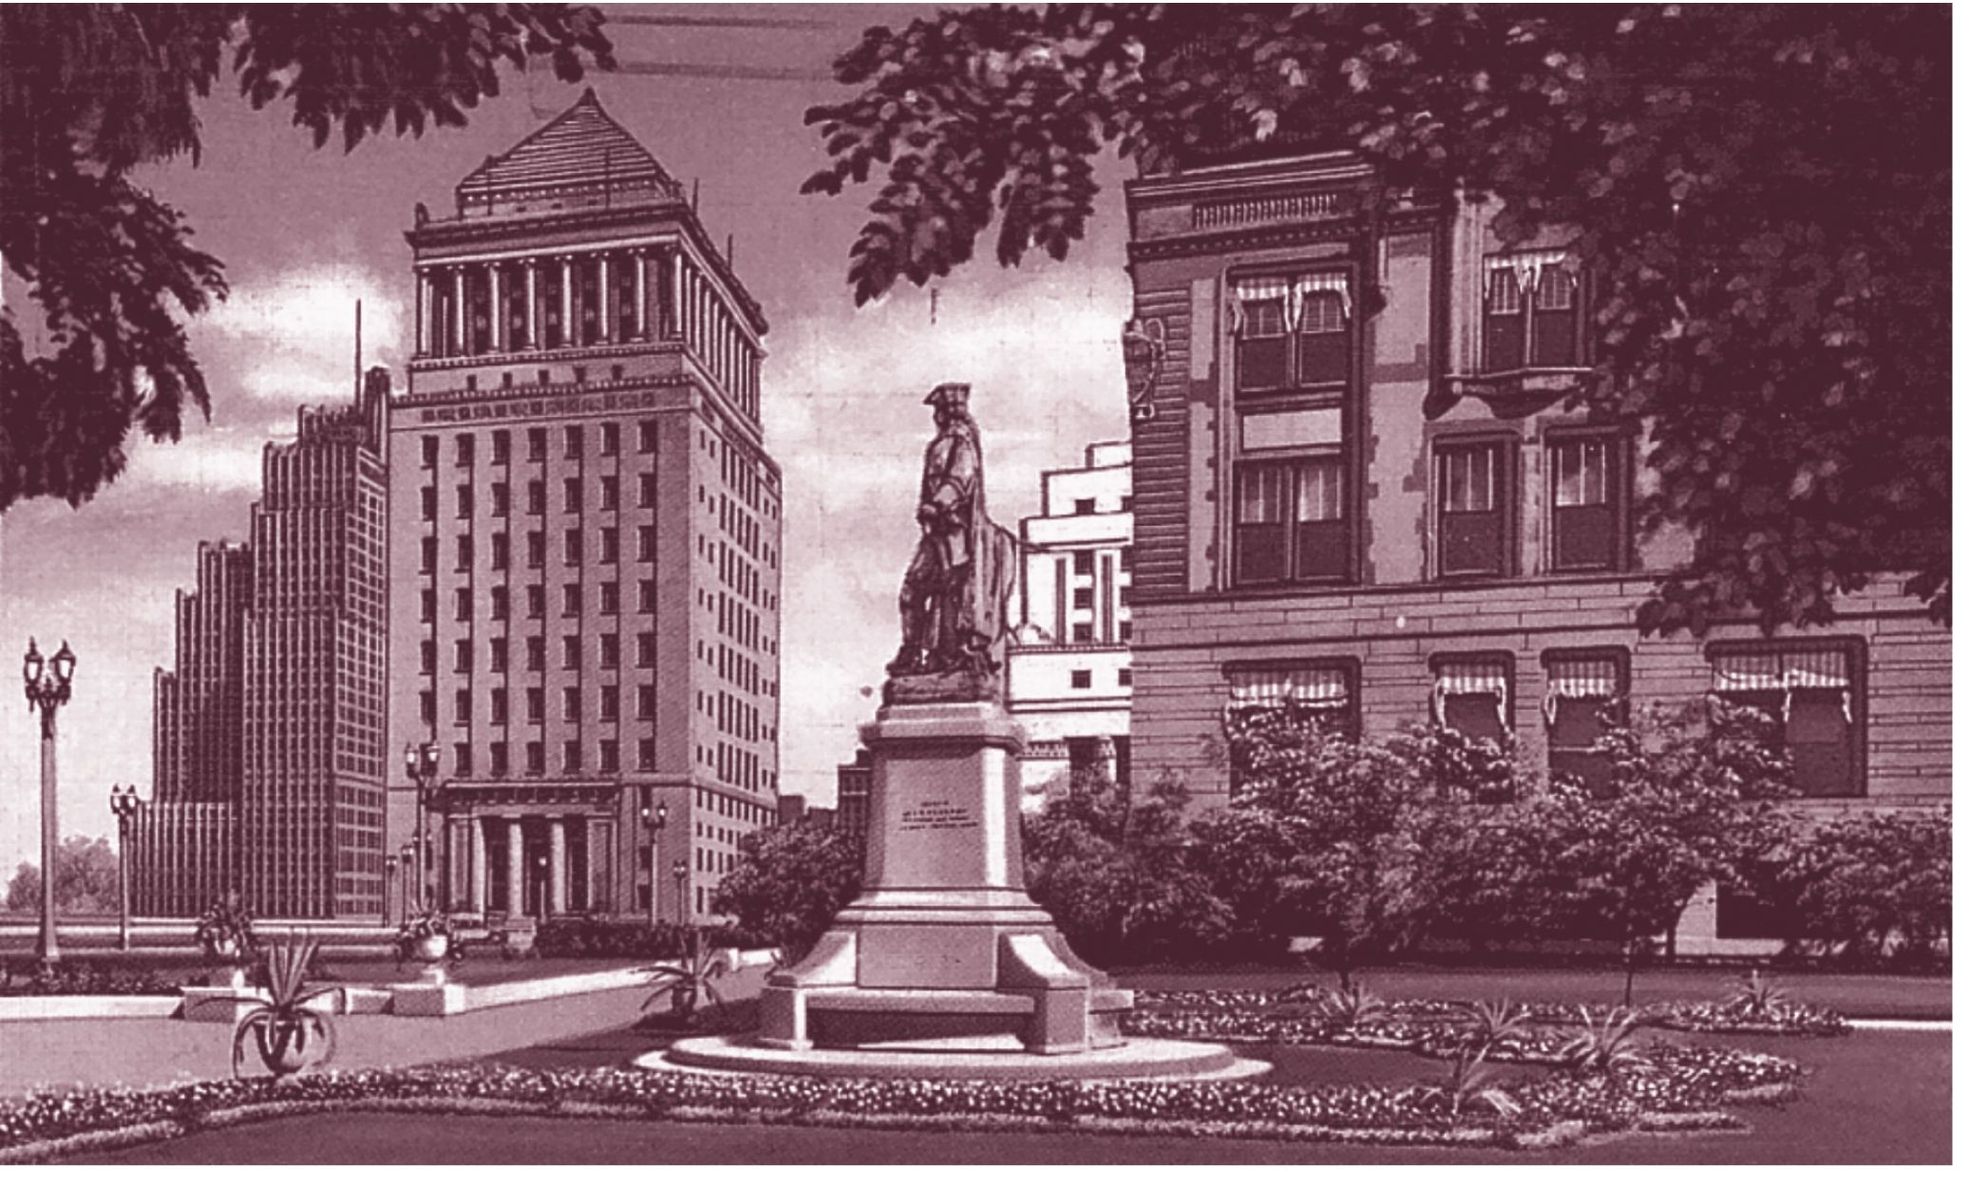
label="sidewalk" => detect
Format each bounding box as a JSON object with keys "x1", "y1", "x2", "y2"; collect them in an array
[{"x1": 1114, "y1": 965, "x2": 1952, "y2": 1020}]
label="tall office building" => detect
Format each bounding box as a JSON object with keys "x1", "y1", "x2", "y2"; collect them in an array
[
  {"x1": 388, "y1": 90, "x2": 782, "y2": 924},
  {"x1": 1006, "y1": 441, "x2": 1134, "y2": 804},
  {"x1": 138, "y1": 374, "x2": 389, "y2": 918}
]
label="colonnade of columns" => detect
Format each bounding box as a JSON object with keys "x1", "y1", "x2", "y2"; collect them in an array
[
  {"x1": 416, "y1": 248, "x2": 678, "y2": 359},
  {"x1": 452, "y1": 813, "x2": 600, "y2": 918}
]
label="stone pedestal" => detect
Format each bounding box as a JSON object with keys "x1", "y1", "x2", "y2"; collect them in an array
[{"x1": 758, "y1": 700, "x2": 1130, "y2": 1055}]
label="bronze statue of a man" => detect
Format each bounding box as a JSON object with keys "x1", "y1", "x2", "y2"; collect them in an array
[{"x1": 889, "y1": 383, "x2": 1017, "y2": 681}]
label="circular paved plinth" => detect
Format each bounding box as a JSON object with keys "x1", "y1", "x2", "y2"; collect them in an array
[{"x1": 638, "y1": 1037, "x2": 1266, "y2": 1082}]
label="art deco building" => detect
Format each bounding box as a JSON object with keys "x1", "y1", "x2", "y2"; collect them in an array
[
  {"x1": 138, "y1": 374, "x2": 389, "y2": 918},
  {"x1": 1005, "y1": 441, "x2": 1134, "y2": 805},
  {"x1": 1120, "y1": 145, "x2": 1950, "y2": 953},
  {"x1": 388, "y1": 90, "x2": 782, "y2": 924}
]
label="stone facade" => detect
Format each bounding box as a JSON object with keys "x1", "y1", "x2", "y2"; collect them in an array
[{"x1": 1121, "y1": 150, "x2": 1949, "y2": 950}]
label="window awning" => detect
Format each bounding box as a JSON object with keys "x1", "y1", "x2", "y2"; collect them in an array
[
  {"x1": 1230, "y1": 273, "x2": 1350, "y2": 332},
  {"x1": 1712, "y1": 649, "x2": 1852, "y2": 722},
  {"x1": 1543, "y1": 656, "x2": 1620, "y2": 724},
  {"x1": 1434, "y1": 660, "x2": 1508, "y2": 728},
  {"x1": 1486, "y1": 249, "x2": 1574, "y2": 293},
  {"x1": 1229, "y1": 665, "x2": 1350, "y2": 709}
]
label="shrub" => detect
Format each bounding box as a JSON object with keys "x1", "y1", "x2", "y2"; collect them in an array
[
  {"x1": 1768, "y1": 809, "x2": 1951, "y2": 966},
  {"x1": 709, "y1": 821, "x2": 863, "y2": 961}
]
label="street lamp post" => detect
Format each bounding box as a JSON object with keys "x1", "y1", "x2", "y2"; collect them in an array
[
  {"x1": 534, "y1": 854, "x2": 550, "y2": 922},
  {"x1": 398, "y1": 841, "x2": 416, "y2": 924},
  {"x1": 383, "y1": 853, "x2": 399, "y2": 926},
  {"x1": 109, "y1": 784, "x2": 142, "y2": 951},
  {"x1": 22, "y1": 639, "x2": 76, "y2": 966},
  {"x1": 671, "y1": 859, "x2": 688, "y2": 927},
  {"x1": 639, "y1": 801, "x2": 668, "y2": 926},
  {"x1": 403, "y1": 742, "x2": 440, "y2": 911}
]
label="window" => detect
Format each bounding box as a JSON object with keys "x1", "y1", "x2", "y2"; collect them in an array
[
  {"x1": 455, "y1": 535, "x2": 473, "y2": 571},
  {"x1": 637, "y1": 683, "x2": 656, "y2": 720},
  {"x1": 526, "y1": 480, "x2": 545, "y2": 515},
  {"x1": 419, "y1": 690, "x2": 435, "y2": 725},
  {"x1": 601, "y1": 582, "x2": 620, "y2": 615},
  {"x1": 526, "y1": 688, "x2": 544, "y2": 722},
  {"x1": 1431, "y1": 656, "x2": 1514, "y2": 786},
  {"x1": 639, "y1": 421, "x2": 658, "y2": 454},
  {"x1": 563, "y1": 529, "x2": 583, "y2": 565},
  {"x1": 421, "y1": 436, "x2": 439, "y2": 468},
  {"x1": 600, "y1": 528, "x2": 619, "y2": 565},
  {"x1": 1118, "y1": 668, "x2": 1133, "y2": 687},
  {"x1": 492, "y1": 483, "x2": 510, "y2": 518},
  {"x1": 490, "y1": 587, "x2": 508, "y2": 621},
  {"x1": 1437, "y1": 440, "x2": 1511, "y2": 577},
  {"x1": 490, "y1": 743, "x2": 509, "y2": 778},
  {"x1": 600, "y1": 477, "x2": 619, "y2": 512},
  {"x1": 638, "y1": 580, "x2": 656, "y2": 613},
  {"x1": 1119, "y1": 546, "x2": 1133, "y2": 572},
  {"x1": 637, "y1": 632, "x2": 656, "y2": 667},
  {"x1": 562, "y1": 741, "x2": 582, "y2": 773},
  {"x1": 562, "y1": 478, "x2": 581, "y2": 514},
  {"x1": 420, "y1": 487, "x2": 437, "y2": 521},
  {"x1": 1232, "y1": 272, "x2": 1351, "y2": 393},
  {"x1": 490, "y1": 638, "x2": 508, "y2": 673},
  {"x1": 420, "y1": 536, "x2": 437, "y2": 573},
  {"x1": 638, "y1": 737, "x2": 656, "y2": 771},
  {"x1": 563, "y1": 426, "x2": 582, "y2": 459},
  {"x1": 1072, "y1": 623, "x2": 1093, "y2": 643},
  {"x1": 453, "y1": 689, "x2": 471, "y2": 725},
  {"x1": 1483, "y1": 252, "x2": 1582, "y2": 371},
  {"x1": 525, "y1": 637, "x2": 545, "y2": 672},
  {"x1": 453, "y1": 640, "x2": 472, "y2": 673},
  {"x1": 453, "y1": 743, "x2": 473, "y2": 776},
  {"x1": 419, "y1": 589, "x2": 436, "y2": 623},
  {"x1": 600, "y1": 423, "x2": 619, "y2": 456},
  {"x1": 455, "y1": 484, "x2": 473, "y2": 518},
  {"x1": 491, "y1": 430, "x2": 510, "y2": 465},
  {"x1": 600, "y1": 633, "x2": 620, "y2": 667},
  {"x1": 638, "y1": 473, "x2": 656, "y2": 508},
  {"x1": 525, "y1": 584, "x2": 545, "y2": 619},
  {"x1": 1073, "y1": 588, "x2": 1094, "y2": 610},
  {"x1": 562, "y1": 583, "x2": 582, "y2": 616},
  {"x1": 1073, "y1": 497, "x2": 1096, "y2": 515},
  {"x1": 455, "y1": 435, "x2": 475, "y2": 467},
  {"x1": 526, "y1": 428, "x2": 546, "y2": 462},
  {"x1": 525, "y1": 741, "x2": 544, "y2": 775},
  {"x1": 453, "y1": 589, "x2": 471, "y2": 621},
  {"x1": 637, "y1": 526, "x2": 656, "y2": 562},
  {"x1": 1072, "y1": 549, "x2": 1094, "y2": 577},
  {"x1": 600, "y1": 739, "x2": 620, "y2": 773},
  {"x1": 562, "y1": 687, "x2": 580, "y2": 722},
  {"x1": 1710, "y1": 644, "x2": 1864, "y2": 798},
  {"x1": 1549, "y1": 436, "x2": 1624, "y2": 572},
  {"x1": 601, "y1": 684, "x2": 619, "y2": 722},
  {"x1": 1069, "y1": 669, "x2": 1092, "y2": 690},
  {"x1": 1543, "y1": 650, "x2": 1627, "y2": 797},
  {"x1": 1226, "y1": 663, "x2": 1357, "y2": 738},
  {"x1": 1234, "y1": 457, "x2": 1346, "y2": 584},
  {"x1": 561, "y1": 635, "x2": 580, "y2": 669},
  {"x1": 525, "y1": 531, "x2": 545, "y2": 569}
]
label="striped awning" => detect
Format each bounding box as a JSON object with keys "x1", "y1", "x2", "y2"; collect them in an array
[
  {"x1": 1486, "y1": 249, "x2": 1573, "y2": 292},
  {"x1": 1228, "y1": 666, "x2": 1350, "y2": 708},
  {"x1": 1712, "y1": 649, "x2": 1852, "y2": 722},
  {"x1": 1543, "y1": 656, "x2": 1620, "y2": 723},
  {"x1": 1230, "y1": 272, "x2": 1351, "y2": 331},
  {"x1": 1434, "y1": 659, "x2": 1509, "y2": 728}
]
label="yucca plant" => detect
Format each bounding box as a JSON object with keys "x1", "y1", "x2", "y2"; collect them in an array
[
  {"x1": 1418, "y1": 1043, "x2": 1521, "y2": 1121},
  {"x1": 225, "y1": 935, "x2": 338, "y2": 1079},
  {"x1": 1458, "y1": 998, "x2": 1532, "y2": 1054},
  {"x1": 641, "y1": 927, "x2": 730, "y2": 1024},
  {"x1": 1724, "y1": 969, "x2": 1790, "y2": 1019},
  {"x1": 1310, "y1": 981, "x2": 1387, "y2": 1029},
  {"x1": 1560, "y1": 1005, "x2": 1647, "y2": 1076}
]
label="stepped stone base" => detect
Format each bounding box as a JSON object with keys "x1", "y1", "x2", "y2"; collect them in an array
[{"x1": 646, "y1": 1037, "x2": 1261, "y2": 1082}]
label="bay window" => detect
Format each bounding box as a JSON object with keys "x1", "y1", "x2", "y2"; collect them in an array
[{"x1": 1483, "y1": 251, "x2": 1583, "y2": 371}]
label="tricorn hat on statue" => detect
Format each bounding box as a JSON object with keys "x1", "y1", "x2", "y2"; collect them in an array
[{"x1": 924, "y1": 382, "x2": 971, "y2": 409}]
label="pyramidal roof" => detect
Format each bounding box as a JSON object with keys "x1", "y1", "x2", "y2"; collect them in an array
[{"x1": 456, "y1": 88, "x2": 678, "y2": 209}]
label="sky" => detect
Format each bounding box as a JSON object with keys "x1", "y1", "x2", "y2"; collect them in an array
[{"x1": 0, "y1": 3, "x2": 1133, "y2": 875}]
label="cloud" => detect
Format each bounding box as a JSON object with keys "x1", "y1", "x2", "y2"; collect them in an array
[
  {"x1": 198, "y1": 263, "x2": 408, "y2": 406},
  {"x1": 123, "y1": 429, "x2": 268, "y2": 494}
]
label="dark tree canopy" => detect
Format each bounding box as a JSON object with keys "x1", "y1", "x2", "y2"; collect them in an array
[
  {"x1": 805, "y1": 4, "x2": 1949, "y2": 634},
  {"x1": 1, "y1": 4, "x2": 614, "y2": 512},
  {"x1": 5, "y1": 835, "x2": 121, "y2": 914}
]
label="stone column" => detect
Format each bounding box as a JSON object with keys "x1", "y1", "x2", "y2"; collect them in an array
[
  {"x1": 469, "y1": 817, "x2": 488, "y2": 914},
  {"x1": 671, "y1": 253, "x2": 685, "y2": 343},
  {"x1": 506, "y1": 816, "x2": 525, "y2": 916},
  {"x1": 488, "y1": 265, "x2": 503, "y2": 353},
  {"x1": 452, "y1": 268, "x2": 466, "y2": 355},
  {"x1": 597, "y1": 255, "x2": 612, "y2": 342},
  {"x1": 1096, "y1": 736, "x2": 1119, "y2": 783},
  {"x1": 560, "y1": 257, "x2": 574, "y2": 344},
  {"x1": 525, "y1": 260, "x2": 539, "y2": 351},
  {"x1": 416, "y1": 272, "x2": 430, "y2": 356},
  {"x1": 549, "y1": 817, "x2": 567, "y2": 917},
  {"x1": 634, "y1": 252, "x2": 649, "y2": 339}
]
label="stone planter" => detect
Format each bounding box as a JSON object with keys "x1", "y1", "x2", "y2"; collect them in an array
[{"x1": 409, "y1": 934, "x2": 452, "y2": 964}]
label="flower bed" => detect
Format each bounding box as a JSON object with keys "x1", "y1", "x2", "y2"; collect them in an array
[
  {"x1": 0, "y1": 963, "x2": 184, "y2": 998},
  {"x1": 0, "y1": 1036, "x2": 1798, "y2": 1164}
]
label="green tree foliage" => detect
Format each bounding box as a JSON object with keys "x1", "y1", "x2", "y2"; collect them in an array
[
  {"x1": 1763, "y1": 809, "x2": 1951, "y2": 966},
  {"x1": 1, "y1": 4, "x2": 614, "y2": 511},
  {"x1": 1530, "y1": 701, "x2": 1795, "y2": 1001},
  {"x1": 710, "y1": 821, "x2": 864, "y2": 960},
  {"x1": 806, "y1": 5, "x2": 1948, "y2": 632},
  {"x1": 4, "y1": 835, "x2": 120, "y2": 914},
  {"x1": 1022, "y1": 773, "x2": 1231, "y2": 966}
]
